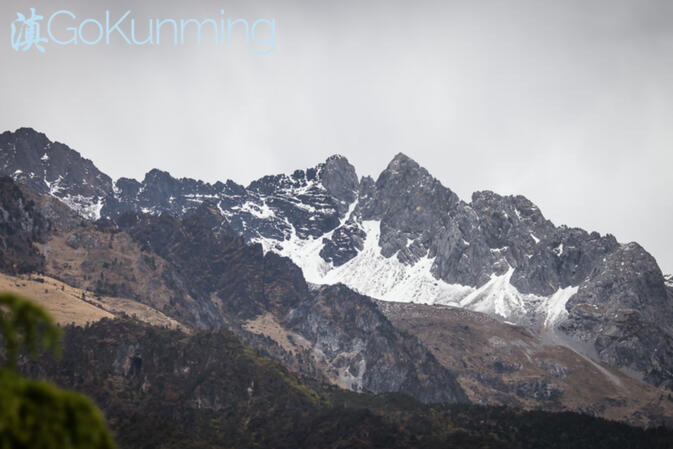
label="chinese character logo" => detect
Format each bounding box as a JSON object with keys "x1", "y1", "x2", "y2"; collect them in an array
[{"x1": 11, "y1": 8, "x2": 48, "y2": 52}]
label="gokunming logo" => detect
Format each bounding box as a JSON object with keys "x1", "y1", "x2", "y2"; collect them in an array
[{"x1": 10, "y1": 8, "x2": 276, "y2": 54}]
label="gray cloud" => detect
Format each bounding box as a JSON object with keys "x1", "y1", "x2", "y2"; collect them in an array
[{"x1": 2, "y1": 0, "x2": 672, "y2": 273}]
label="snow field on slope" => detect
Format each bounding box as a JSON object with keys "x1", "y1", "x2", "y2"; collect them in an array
[{"x1": 269, "y1": 220, "x2": 578, "y2": 329}]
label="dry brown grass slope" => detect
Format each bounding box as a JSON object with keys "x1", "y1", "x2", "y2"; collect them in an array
[
  {"x1": 377, "y1": 300, "x2": 673, "y2": 428},
  {"x1": 0, "y1": 272, "x2": 185, "y2": 330}
]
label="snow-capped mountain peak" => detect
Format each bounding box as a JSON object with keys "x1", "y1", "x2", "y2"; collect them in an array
[{"x1": 3, "y1": 128, "x2": 673, "y2": 389}]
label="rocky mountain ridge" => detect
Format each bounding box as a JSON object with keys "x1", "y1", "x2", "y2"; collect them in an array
[
  {"x1": 2, "y1": 127, "x2": 672, "y2": 391},
  {"x1": 0, "y1": 174, "x2": 467, "y2": 404}
]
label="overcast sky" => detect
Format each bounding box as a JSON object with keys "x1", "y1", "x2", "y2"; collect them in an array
[{"x1": 2, "y1": 0, "x2": 672, "y2": 273}]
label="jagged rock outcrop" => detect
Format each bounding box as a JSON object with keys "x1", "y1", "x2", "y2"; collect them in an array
[
  {"x1": 287, "y1": 284, "x2": 467, "y2": 403},
  {"x1": 0, "y1": 128, "x2": 112, "y2": 219},
  {"x1": 561, "y1": 243, "x2": 673, "y2": 389}
]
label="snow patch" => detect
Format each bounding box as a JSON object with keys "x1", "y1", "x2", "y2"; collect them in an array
[
  {"x1": 274, "y1": 220, "x2": 474, "y2": 304},
  {"x1": 457, "y1": 267, "x2": 536, "y2": 319},
  {"x1": 538, "y1": 286, "x2": 579, "y2": 330},
  {"x1": 112, "y1": 182, "x2": 121, "y2": 199},
  {"x1": 665, "y1": 275, "x2": 673, "y2": 288},
  {"x1": 44, "y1": 175, "x2": 64, "y2": 195},
  {"x1": 236, "y1": 201, "x2": 275, "y2": 219},
  {"x1": 59, "y1": 195, "x2": 104, "y2": 220},
  {"x1": 265, "y1": 219, "x2": 580, "y2": 329}
]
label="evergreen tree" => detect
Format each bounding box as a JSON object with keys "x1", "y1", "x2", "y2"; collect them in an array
[{"x1": 0, "y1": 293, "x2": 116, "y2": 449}]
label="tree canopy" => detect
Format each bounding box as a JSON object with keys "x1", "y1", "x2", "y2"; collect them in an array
[{"x1": 0, "y1": 292, "x2": 116, "y2": 449}]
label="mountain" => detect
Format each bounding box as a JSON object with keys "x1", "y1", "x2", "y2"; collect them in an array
[{"x1": 2, "y1": 127, "x2": 671, "y2": 392}]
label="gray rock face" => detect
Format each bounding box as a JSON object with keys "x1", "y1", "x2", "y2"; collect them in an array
[
  {"x1": 515, "y1": 379, "x2": 563, "y2": 401},
  {"x1": 286, "y1": 284, "x2": 467, "y2": 403},
  {"x1": 561, "y1": 243, "x2": 673, "y2": 389},
  {"x1": 356, "y1": 154, "x2": 491, "y2": 285},
  {"x1": 320, "y1": 153, "x2": 621, "y2": 298},
  {"x1": 470, "y1": 193, "x2": 620, "y2": 296},
  {"x1": 316, "y1": 155, "x2": 360, "y2": 214},
  {"x1": 319, "y1": 221, "x2": 366, "y2": 266},
  {"x1": 108, "y1": 154, "x2": 360, "y2": 245},
  {"x1": 0, "y1": 128, "x2": 112, "y2": 219}
]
